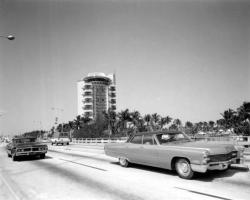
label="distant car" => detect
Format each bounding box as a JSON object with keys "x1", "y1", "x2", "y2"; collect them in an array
[
  {"x1": 104, "y1": 131, "x2": 244, "y2": 179},
  {"x1": 6, "y1": 137, "x2": 48, "y2": 161},
  {"x1": 51, "y1": 136, "x2": 70, "y2": 146}
]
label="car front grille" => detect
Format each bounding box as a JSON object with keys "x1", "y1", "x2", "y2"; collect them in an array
[
  {"x1": 32, "y1": 148, "x2": 39, "y2": 151},
  {"x1": 23, "y1": 148, "x2": 31, "y2": 152},
  {"x1": 209, "y1": 151, "x2": 237, "y2": 162}
]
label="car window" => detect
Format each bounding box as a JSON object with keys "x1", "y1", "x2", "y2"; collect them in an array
[
  {"x1": 143, "y1": 135, "x2": 154, "y2": 145},
  {"x1": 156, "y1": 132, "x2": 190, "y2": 144},
  {"x1": 130, "y1": 135, "x2": 142, "y2": 144},
  {"x1": 13, "y1": 138, "x2": 36, "y2": 144}
]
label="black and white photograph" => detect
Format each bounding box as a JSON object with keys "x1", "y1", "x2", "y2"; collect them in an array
[{"x1": 0, "y1": 0, "x2": 250, "y2": 199}]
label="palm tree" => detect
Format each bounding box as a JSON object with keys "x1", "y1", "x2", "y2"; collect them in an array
[
  {"x1": 173, "y1": 118, "x2": 182, "y2": 130},
  {"x1": 74, "y1": 115, "x2": 82, "y2": 130},
  {"x1": 151, "y1": 113, "x2": 160, "y2": 124},
  {"x1": 117, "y1": 109, "x2": 131, "y2": 135},
  {"x1": 158, "y1": 116, "x2": 171, "y2": 130},
  {"x1": 165, "y1": 116, "x2": 172, "y2": 125},
  {"x1": 143, "y1": 114, "x2": 153, "y2": 131},
  {"x1": 236, "y1": 102, "x2": 250, "y2": 135},
  {"x1": 144, "y1": 114, "x2": 151, "y2": 126},
  {"x1": 203, "y1": 121, "x2": 209, "y2": 132},
  {"x1": 221, "y1": 109, "x2": 236, "y2": 129},
  {"x1": 82, "y1": 113, "x2": 92, "y2": 124},
  {"x1": 151, "y1": 113, "x2": 161, "y2": 130},
  {"x1": 208, "y1": 121, "x2": 215, "y2": 131},
  {"x1": 238, "y1": 103, "x2": 250, "y2": 122},
  {"x1": 103, "y1": 109, "x2": 117, "y2": 136},
  {"x1": 185, "y1": 121, "x2": 193, "y2": 129},
  {"x1": 130, "y1": 111, "x2": 142, "y2": 132}
]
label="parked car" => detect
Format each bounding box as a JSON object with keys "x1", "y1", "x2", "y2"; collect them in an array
[
  {"x1": 51, "y1": 136, "x2": 70, "y2": 146},
  {"x1": 6, "y1": 136, "x2": 48, "y2": 161},
  {"x1": 104, "y1": 131, "x2": 244, "y2": 179}
]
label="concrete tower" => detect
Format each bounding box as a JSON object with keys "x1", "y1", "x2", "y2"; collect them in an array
[{"x1": 77, "y1": 72, "x2": 116, "y2": 120}]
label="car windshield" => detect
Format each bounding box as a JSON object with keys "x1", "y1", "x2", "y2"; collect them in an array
[
  {"x1": 13, "y1": 138, "x2": 36, "y2": 144},
  {"x1": 156, "y1": 132, "x2": 191, "y2": 144}
]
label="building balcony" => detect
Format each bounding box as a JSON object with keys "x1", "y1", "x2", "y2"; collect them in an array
[
  {"x1": 110, "y1": 99, "x2": 116, "y2": 104},
  {"x1": 83, "y1": 92, "x2": 92, "y2": 96},
  {"x1": 84, "y1": 97, "x2": 92, "y2": 101},
  {"x1": 83, "y1": 88, "x2": 92, "y2": 92},
  {"x1": 83, "y1": 85, "x2": 92, "y2": 90},
  {"x1": 109, "y1": 86, "x2": 116, "y2": 91},
  {"x1": 83, "y1": 106, "x2": 93, "y2": 111},
  {"x1": 84, "y1": 112, "x2": 93, "y2": 117},
  {"x1": 109, "y1": 93, "x2": 116, "y2": 98},
  {"x1": 83, "y1": 96, "x2": 93, "y2": 100},
  {"x1": 83, "y1": 101, "x2": 93, "y2": 105}
]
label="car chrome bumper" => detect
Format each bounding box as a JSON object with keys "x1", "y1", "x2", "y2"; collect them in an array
[
  {"x1": 191, "y1": 158, "x2": 239, "y2": 173},
  {"x1": 16, "y1": 150, "x2": 47, "y2": 156}
]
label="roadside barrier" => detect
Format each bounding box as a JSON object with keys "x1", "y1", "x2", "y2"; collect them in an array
[
  {"x1": 71, "y1": 136, "x2": 250, "y2": 146},
  {"x1": 71, "y1": 137, "x2": 127, "y2": 144},
  {"x1": 193, "y1": 136, "x2": 250, "y2": 146}
]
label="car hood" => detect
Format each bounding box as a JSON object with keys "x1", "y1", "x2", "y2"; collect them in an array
[
  {"x1": 164, "y1": 141, "x2": 236, "y2": 154},
  {"x1": 14, "y1": 142, "x2": 47, "y2": 148}
]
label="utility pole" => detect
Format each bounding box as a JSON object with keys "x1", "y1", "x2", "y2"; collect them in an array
[{"x1": 51, "y1": 107, "x2": 64, "y2": 135}]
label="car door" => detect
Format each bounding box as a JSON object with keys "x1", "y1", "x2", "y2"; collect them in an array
[
  {"x1": 139, "y1": 134, "x2": 160, "y2": 167},
  {"x1": 126, "y1": 135, "x2": 144, "y2": 163}
]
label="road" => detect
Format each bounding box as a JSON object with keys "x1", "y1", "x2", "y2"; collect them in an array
[{"x1": 0, "y1": 143, "x2": 250, "y2": 200}]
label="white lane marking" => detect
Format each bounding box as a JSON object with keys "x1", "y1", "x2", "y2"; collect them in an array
[{"x1": 0, "y1": 173, "x2": 20, "y2": 200}]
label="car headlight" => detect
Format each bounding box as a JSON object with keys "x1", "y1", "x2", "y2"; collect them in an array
[
  {"x1": 17, "y1": 149, "x2": 23, "y2": 152},
  {"x1": 239, "y1": 149, "x2": 244, "y2": 157},
  {"x1": 202, "y1": 150, "x2": 210, "y2": 164},
  {"x1": 231, "y1": 152, "x2": 237, "y2": 157}
]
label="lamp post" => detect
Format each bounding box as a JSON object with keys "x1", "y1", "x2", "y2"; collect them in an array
[
  {"x1": 51, "y1": 107, "x2": 64, "y2": 134},
  {"x1": 0, "y1": 35, "x2": 15, "y2": 40}
]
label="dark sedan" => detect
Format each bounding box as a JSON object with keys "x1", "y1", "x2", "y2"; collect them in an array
[{"x1": 6, "y1": 137, "x2": 48, "y2": 161}]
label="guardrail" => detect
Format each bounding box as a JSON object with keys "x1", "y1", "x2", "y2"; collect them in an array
[
  {"x1": 193, "y1": 136, "x2": 250, "y2": 146},
  {"x1": 71, "y1": 137, "x2": 127, "y2": 144},
  {"x1": 71, "y1": 136, "x2": 250, "y2": 146}
]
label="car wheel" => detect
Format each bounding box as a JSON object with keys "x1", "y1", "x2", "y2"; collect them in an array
[
  {"x1": 40, "y1": 153, "x2": 45, "y2": 159},
  {"x1": 119, "y1": 157, "x2": 129, "y2": 167},
  {"x1": 7, "y1": 153, "x2": 11, "y2": 157},
  {"x1": 175, "y1": 158, "x2": 194, "y2": 179},
  {"x1": 67, "y1": 142, "x2": 69, "y2": 145}
]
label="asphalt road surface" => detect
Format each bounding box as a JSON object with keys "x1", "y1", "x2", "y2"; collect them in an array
[{"x1": 0, "y1": 143, "x2": 250, "y2": 200}]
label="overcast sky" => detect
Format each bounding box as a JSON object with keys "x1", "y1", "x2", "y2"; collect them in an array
[{"x1": 0, "y1": 0, "x2": 249, "y2": 135}]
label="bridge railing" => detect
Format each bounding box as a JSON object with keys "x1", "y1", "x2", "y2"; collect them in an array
[
  {"x1": 71, "y1": 137, "x2": 127, "y2": 144},
  {"x1": 71, "y1": 136, "x2": 250, "y2": 146},
  {"x1": 193, "y1": 136, "x2": 250, "y2": 146}
]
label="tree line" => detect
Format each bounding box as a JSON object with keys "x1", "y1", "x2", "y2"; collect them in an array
[{"x1": 50, "y1": 101, "x2": 249, "y2": 138}]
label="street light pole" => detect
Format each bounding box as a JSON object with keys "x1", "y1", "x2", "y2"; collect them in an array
[{"x1": 51, "y1": 107, "x2": 64, "y2": 134}]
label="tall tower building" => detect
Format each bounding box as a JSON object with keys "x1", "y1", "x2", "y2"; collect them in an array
[{"x1": 77, "y1": 72, "x2": 116, "y2": 120}]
